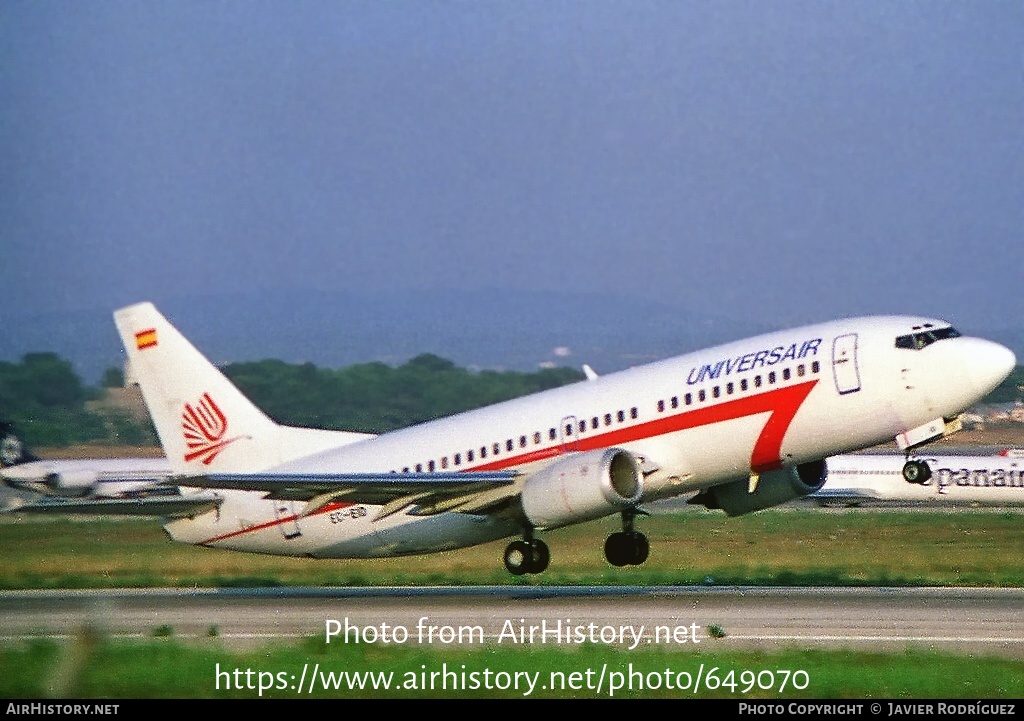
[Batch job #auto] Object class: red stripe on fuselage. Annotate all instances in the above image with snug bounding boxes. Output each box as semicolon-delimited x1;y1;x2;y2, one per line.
200;500;353;545
473;380;818;473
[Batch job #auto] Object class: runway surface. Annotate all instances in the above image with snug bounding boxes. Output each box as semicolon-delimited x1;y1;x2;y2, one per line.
2;585;1023;657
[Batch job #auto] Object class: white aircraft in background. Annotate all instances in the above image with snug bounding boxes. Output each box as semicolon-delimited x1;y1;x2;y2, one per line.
0;421;173;506
9;303;1015;574
0;454;181;514
812;449;1024;506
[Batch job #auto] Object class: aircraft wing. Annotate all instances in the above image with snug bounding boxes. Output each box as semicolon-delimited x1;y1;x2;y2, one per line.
176;471;522;518
6;493;222;518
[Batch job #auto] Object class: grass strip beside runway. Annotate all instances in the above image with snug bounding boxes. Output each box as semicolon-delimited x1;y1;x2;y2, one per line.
1;509;1023;588
2;634;1022;698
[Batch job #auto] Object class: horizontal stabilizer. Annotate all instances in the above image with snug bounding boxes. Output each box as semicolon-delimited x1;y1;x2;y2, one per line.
5;494;222;518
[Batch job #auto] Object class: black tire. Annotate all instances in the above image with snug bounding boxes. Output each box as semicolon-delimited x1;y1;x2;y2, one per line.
605;532;629;567
902;460;931;485
528;539;550;574
627;531;649;565
504;540;532;575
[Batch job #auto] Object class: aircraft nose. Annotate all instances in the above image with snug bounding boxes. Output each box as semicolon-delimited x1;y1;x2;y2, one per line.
961;338;1016;399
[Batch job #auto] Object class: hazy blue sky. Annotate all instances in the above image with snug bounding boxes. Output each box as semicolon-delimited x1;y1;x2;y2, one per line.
2;2;1022;353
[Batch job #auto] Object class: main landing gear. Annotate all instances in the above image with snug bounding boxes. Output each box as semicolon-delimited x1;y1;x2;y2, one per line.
605;508;649;567
902;459;932;485
503;508;651;575
503;532;549;575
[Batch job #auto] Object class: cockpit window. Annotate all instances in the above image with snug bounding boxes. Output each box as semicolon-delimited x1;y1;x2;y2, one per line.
895;326;961;350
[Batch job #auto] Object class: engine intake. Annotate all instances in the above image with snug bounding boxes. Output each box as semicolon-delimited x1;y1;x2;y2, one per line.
521;448;643;529
690;460;827;517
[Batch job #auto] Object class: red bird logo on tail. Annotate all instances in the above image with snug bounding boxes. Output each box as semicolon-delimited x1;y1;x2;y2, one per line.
182;393;242;464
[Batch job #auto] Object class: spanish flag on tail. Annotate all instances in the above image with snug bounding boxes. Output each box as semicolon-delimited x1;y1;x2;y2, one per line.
135;328;158;350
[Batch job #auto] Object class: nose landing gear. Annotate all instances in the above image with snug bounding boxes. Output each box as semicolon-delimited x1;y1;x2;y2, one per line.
902;459;932;484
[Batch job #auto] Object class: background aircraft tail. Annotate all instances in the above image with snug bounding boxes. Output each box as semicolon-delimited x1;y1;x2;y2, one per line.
114;302;372;475
0;422;38;468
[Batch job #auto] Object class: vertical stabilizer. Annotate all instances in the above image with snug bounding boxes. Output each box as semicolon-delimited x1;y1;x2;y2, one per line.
114;303;283;474
114;303;376;475
0;423;37;468
114;302;375;475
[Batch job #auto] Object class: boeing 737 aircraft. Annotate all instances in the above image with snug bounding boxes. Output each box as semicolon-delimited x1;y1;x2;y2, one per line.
10;304;1015;574
812;450;1024;506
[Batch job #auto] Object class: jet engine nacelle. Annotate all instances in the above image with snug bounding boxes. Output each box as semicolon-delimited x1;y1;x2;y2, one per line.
692;460;828;517
45;470;100;497
521;448;643;529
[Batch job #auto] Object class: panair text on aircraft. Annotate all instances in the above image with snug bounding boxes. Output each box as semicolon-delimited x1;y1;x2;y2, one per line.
932;465;1024;491
5;303;1015;575
686;338;822;385
815;450;1024;506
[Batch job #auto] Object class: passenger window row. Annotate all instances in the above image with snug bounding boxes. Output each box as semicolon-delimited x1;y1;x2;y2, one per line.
395;405;641;474
656;361;820;414
394;360;823;474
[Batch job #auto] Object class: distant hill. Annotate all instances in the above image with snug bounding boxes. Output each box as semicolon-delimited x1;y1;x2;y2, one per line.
4;289;1021;385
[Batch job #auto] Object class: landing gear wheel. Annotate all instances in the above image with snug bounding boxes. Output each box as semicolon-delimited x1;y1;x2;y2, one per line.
627;531;649;565
902;460;932;485
504;540;532;575
605;533;630;567
528;539;550;574
504;538;550;575
604;531;649;566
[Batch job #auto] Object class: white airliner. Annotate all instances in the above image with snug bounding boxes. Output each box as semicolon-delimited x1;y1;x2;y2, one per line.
9;303;1016;574
0;421;166;500
812;450;1024;506
0;455;176;510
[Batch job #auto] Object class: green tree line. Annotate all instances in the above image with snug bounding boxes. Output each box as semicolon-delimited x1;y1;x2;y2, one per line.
223;354;584;434
0;352;584;447
0;353;109;446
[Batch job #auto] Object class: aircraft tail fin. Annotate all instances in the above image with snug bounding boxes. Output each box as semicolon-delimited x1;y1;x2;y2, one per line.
114;303;371;475
0;423;38;468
